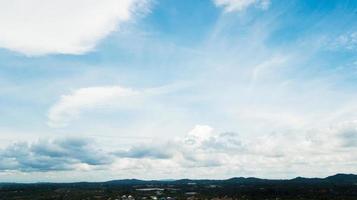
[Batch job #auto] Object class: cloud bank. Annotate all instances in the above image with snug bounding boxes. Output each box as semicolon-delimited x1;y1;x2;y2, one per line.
0;0;149;55
2;123;355;177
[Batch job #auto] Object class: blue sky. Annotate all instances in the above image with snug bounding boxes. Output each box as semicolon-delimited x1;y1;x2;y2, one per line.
0;0;357;182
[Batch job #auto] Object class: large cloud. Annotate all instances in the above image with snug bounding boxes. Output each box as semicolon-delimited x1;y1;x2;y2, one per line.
0;0;149;55
111;123;357;175
111;125;243;168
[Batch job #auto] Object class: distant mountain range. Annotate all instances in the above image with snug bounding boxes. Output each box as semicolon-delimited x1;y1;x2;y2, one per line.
2;173;356;186
92;173;357;185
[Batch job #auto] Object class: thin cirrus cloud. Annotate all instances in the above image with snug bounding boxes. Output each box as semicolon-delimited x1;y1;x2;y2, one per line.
327;32;357;51
47;83;186;128
0;0;150;56
213;0;271;12
48;86;139;128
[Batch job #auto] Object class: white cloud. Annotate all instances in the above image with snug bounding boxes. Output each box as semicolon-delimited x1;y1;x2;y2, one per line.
48;86;139;128
327;32;357;51
0;137;113;172
46;82;192;129
1;123;357;178
185;125;214;145
0;0;149;55
213;0;270;12
110;122;357;178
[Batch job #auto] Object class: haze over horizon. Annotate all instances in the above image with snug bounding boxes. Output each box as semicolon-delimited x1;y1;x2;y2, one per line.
0;0;357;183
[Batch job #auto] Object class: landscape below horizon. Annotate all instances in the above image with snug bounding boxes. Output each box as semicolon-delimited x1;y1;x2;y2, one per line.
1;174;357;199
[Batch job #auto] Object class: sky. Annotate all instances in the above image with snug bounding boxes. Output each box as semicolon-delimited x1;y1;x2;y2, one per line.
0;0;357;182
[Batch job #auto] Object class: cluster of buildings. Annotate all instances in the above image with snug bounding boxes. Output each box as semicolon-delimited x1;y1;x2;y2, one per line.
118;195;176;200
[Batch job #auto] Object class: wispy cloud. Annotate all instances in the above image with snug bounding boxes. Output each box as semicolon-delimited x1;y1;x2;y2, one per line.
213;0;270;12
47;82;190;128
327;32;357;51
48;86;139;127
